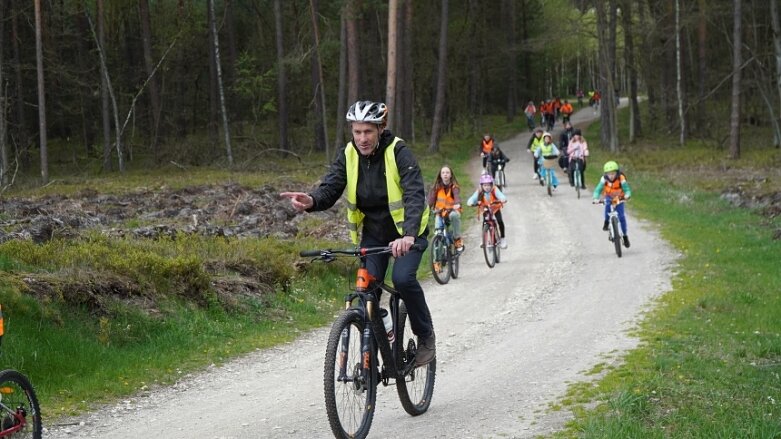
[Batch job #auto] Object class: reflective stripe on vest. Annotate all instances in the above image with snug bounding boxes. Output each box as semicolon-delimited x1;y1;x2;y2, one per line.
344;138;429;244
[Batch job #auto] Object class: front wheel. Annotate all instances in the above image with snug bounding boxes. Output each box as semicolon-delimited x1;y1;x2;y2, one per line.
324;310;376;439
574;168;582;199
0;369;42;439
611;216;623;258
493;225;501;264
546;171;553;197
430;234;451;285
396;302;436;416
482;223;496;268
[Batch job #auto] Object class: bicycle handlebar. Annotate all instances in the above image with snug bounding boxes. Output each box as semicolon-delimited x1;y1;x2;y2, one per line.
300;244;424;259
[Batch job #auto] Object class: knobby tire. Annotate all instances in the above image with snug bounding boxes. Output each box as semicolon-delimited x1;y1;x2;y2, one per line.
611;216;623;258
450;244;460;279
494;226;501;263
324;310;376;439
482;223;496;268
430;234;451;285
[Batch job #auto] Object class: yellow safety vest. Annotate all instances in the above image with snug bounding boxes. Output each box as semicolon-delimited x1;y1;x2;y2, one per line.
344;138;429;244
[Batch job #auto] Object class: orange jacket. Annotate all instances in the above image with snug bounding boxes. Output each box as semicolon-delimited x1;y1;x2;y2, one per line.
481;138;494;154
561;103;573;115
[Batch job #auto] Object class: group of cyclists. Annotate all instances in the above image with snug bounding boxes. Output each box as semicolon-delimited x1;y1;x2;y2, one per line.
281;98;633;389
524;97;576;132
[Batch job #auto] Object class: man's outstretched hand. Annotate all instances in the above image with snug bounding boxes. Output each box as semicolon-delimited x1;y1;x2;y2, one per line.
280;192;313;212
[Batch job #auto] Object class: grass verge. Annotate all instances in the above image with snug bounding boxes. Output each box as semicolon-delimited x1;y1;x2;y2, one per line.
551;110;781;437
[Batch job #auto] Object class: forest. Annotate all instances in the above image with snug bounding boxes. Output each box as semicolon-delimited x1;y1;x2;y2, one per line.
1;0;779;187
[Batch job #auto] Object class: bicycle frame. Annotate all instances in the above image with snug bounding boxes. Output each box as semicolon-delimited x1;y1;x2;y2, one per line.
305;248;416;382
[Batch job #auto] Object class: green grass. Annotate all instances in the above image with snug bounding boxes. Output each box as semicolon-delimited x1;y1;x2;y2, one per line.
551;107;781;437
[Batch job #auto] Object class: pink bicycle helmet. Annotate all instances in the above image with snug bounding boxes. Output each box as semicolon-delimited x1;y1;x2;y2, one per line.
479;174;494;185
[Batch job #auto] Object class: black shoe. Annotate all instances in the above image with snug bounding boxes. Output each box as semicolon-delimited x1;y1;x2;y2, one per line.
581;185;587;189
416;333;436;367
602;221;609;231
623;235;630;248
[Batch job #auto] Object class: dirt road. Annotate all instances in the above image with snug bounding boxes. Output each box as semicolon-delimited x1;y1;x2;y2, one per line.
48;106;676;438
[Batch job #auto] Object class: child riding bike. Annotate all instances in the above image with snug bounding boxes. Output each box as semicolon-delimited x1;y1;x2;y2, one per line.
467;174;508;249
427;165;463;251
534;132;560;191
479;134;496;169
527;127;545;180
592;160;633;247
566;128;589;188
488;146;510;184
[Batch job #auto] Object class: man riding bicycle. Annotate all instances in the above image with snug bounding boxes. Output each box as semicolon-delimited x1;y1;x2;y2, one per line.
280;100;436;366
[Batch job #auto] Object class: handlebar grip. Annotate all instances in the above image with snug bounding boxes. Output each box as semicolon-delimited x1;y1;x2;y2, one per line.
299;250;324;257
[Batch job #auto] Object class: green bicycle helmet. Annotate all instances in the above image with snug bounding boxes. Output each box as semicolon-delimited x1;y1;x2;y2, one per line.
603;161;619;173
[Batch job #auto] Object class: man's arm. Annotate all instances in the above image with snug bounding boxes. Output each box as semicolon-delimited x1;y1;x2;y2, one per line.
308;147;348;211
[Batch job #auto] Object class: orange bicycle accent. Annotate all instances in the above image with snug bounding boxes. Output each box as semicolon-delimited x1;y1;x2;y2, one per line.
355;268;375;291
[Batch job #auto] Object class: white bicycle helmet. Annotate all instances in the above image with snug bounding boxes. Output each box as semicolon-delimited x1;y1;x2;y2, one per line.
346;101;388;125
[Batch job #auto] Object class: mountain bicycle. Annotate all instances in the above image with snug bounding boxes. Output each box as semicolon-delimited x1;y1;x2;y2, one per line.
539;157;558;197
596;197;627;258
430;209;461;285
0;305;42;439
479;202;503;268
300;246;436;439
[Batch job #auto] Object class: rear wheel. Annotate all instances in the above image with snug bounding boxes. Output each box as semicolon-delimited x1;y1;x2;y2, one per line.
324;310;376;439
497;169;506;188
611;216;622;258
493;226;501;263
396;302;436;416
430;234;450;285
0;369;42;439
482;223;495;268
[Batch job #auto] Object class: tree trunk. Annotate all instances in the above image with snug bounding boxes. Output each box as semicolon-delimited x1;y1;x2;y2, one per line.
207;0;233;166
34;0;48;184
675;0;685;145
595;0;619;153
207;1;218;145
622;0;641;141
399;0;415;141
273;0;289;152
385;0;399;130
11;0;28;165
729;0;742;159
334;10;347;152
429;0;449;153
98;0;112;171
345;0;360;105
697;0;708;133
770;0;781;147
309;0;329;158
504;0;517;121
0;0;7;185
138;0;163;152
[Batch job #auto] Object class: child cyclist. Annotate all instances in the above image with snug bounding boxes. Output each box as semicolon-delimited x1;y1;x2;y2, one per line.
427;165;464;251
467;173;508;249
527;127;545;179
533;132;560;191
592;160;633;247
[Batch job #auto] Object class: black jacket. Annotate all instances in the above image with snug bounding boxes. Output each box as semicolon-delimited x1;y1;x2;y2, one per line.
308;130;427;243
